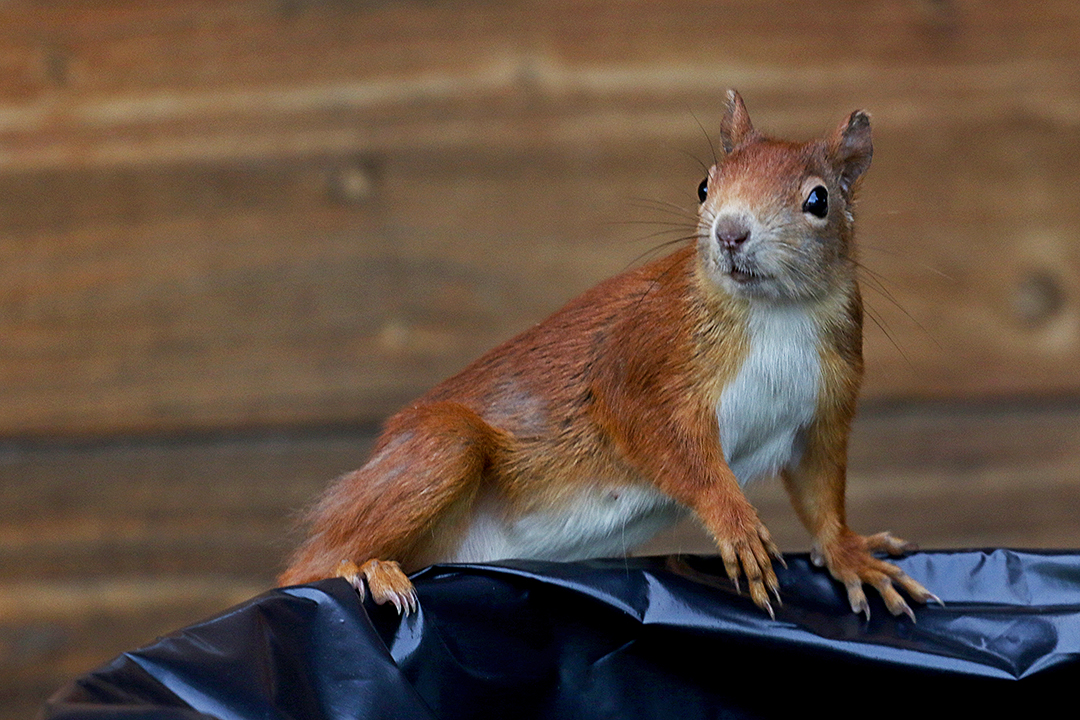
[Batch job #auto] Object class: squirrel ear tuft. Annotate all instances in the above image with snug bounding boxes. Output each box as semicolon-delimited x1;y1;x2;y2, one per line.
833;110;873;197
720;90;755;154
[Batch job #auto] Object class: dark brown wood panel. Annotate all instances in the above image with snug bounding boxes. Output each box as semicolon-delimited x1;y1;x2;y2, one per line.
3;403;1078;717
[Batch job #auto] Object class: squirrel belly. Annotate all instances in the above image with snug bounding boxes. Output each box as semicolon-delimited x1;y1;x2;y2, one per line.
434;483;688;566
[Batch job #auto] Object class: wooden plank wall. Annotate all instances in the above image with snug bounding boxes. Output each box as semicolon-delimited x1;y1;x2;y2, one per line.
1;1;1078;715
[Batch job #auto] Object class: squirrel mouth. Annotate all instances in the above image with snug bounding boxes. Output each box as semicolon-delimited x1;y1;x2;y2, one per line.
728;263;760;284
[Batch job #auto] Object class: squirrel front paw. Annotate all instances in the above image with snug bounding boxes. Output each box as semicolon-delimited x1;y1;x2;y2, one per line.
336;558;419;616
813;530;940;620
712;512;785;618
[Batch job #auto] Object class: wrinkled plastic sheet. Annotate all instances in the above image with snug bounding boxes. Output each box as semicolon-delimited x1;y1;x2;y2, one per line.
45;550;1080;719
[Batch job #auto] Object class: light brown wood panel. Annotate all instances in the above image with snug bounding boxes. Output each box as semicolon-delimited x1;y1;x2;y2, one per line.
0;0;1077;435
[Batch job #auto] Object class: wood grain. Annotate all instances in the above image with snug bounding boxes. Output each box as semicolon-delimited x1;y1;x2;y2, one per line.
4;3;1078;717
3;403;1078;717
0;1;1077;434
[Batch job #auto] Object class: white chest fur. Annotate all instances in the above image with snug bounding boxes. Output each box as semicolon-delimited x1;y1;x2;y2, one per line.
717;303;822;486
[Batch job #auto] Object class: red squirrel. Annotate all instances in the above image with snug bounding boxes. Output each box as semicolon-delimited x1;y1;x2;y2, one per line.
279;90;936;620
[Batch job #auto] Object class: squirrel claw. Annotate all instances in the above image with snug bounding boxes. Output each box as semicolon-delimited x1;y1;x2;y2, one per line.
336;559;367;600
845;581;870;621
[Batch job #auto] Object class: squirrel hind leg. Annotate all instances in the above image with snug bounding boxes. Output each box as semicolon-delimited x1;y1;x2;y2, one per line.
278;401;509;595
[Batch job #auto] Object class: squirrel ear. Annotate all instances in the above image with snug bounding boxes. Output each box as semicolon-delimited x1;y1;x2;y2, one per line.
833;110;873;197
720;90;755;153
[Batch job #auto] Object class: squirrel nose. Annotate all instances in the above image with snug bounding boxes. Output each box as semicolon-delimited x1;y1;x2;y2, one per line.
714;217;750;251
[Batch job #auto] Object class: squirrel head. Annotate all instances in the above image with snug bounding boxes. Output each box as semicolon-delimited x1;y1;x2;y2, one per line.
697;90;873;302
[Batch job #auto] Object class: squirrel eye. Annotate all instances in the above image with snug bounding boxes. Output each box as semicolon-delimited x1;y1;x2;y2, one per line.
697;177;708;203
802;185;828;218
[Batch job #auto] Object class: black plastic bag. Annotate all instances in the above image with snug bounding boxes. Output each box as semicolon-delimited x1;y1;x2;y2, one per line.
44;550;1080;719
